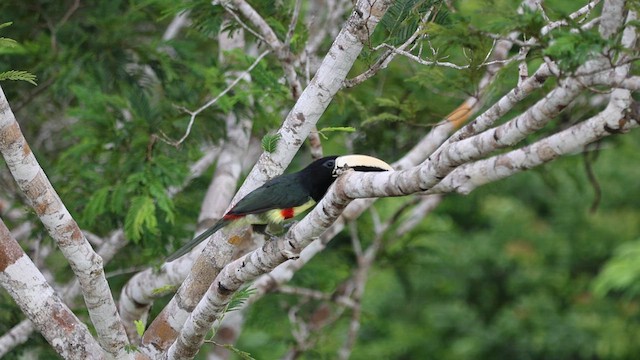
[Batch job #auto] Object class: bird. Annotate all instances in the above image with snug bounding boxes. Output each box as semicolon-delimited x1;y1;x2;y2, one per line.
166;155;393;261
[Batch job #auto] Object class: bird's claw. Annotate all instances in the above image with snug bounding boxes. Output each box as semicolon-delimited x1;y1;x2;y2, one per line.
283;220;297;231
283;249;300;260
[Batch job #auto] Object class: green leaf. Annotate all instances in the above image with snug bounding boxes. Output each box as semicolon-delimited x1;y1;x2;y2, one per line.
361;112;404;126
152;284;177;296
593;239;640;297
83;187;111;226
124;196;158;242
149;180;175;224
318;126;356;133
261;133;281;153
317;126;357;140
219;343;255;360
0;22;13;30
0;37;17;48
226;287;256;313
110;184;127;213
543;29;607;72
0;70;37;85
134;320;146;337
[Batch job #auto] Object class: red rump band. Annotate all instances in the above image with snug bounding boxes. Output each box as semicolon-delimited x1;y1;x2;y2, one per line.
223;213;244;220
280;208;295;219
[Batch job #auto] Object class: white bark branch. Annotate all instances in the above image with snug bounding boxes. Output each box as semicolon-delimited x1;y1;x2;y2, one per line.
0;220;104;359
170;174;353;359
139;22;255;357
149;2;394;358
0;320;33;357
0;85;131;358
431;93;638;195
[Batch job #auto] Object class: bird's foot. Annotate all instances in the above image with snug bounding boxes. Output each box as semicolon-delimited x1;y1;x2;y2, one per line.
251;224;268;235
282;220;297;231
283;249;300;260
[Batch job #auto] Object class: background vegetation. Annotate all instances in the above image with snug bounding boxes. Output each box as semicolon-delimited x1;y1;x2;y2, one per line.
1;0;639;358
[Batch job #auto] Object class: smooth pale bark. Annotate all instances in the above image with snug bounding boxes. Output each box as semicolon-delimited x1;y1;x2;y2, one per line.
430;93;639;195
0;85;131;358
153;1;394;359
173;5;639;358
0;220;104;359
139;22;255;357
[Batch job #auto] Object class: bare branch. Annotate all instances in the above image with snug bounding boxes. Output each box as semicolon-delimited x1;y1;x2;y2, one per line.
345;9;433;87
0;220;104;359
160;50;270;147
138;25;255;355
0;85;130;357
540;0;602;35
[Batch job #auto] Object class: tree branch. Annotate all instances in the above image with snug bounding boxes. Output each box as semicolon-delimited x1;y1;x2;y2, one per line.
0;220;104;359
0;85;130;357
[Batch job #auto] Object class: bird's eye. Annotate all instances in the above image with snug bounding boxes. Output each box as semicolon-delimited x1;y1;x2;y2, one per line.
324;160;335;169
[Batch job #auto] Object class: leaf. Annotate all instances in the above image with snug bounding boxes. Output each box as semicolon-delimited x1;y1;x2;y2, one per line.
0;37;17;48
83;187;111;226
380;0;431;46
375;97;402;108
152;284;177;296
110;184;127;213
219;343;255;360
543;29;607;72
592;239;640;297
124;196;158;242
361;112;405;126
134;320;146;337
226;287;256;312
0;22;13;30
149;180;175;223
317;126;356;140
0;70;37;85
318;126;356;133
261;133;281;153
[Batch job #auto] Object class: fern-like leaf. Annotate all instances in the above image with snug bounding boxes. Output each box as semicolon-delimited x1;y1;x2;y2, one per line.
261;133;281;153
226;287;256;312
0;70;37;85
124;195;158;243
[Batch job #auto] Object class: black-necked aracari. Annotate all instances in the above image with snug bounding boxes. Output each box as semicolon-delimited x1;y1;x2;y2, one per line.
166;155;392;261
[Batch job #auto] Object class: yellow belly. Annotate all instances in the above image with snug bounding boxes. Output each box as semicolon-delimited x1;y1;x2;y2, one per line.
265;199;316;223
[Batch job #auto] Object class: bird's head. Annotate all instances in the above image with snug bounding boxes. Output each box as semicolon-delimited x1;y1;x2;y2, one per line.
302;155;393;201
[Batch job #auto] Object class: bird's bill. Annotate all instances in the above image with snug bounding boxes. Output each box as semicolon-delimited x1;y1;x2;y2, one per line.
334;154;393;175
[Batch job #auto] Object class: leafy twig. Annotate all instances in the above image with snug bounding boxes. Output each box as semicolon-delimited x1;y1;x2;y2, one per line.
159;50;270;147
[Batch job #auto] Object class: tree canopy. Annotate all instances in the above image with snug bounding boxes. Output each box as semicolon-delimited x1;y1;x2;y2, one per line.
1;0;640;359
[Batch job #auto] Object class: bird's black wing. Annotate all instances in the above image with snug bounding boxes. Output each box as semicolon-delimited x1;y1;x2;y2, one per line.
228;174;311;215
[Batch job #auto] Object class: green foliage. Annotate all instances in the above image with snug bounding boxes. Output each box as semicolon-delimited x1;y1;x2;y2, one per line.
3;0;640;359
217;343;255;360
227;287;257;313
125;196;159;243
316;126;356;140
544;29;609;72
152;284;178;296
124;344;139;353
379;0;437;46
0;70;37;85
134;319;146;337
0;22;37;85
261;133;281;153
593;240;640;298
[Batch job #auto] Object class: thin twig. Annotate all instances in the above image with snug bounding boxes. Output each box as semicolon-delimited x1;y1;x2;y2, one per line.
285;0;302;47
222;5;268;44
159;50;270;147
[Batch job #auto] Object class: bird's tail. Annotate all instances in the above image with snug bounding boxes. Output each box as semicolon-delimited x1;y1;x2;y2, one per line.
166;219;231;262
